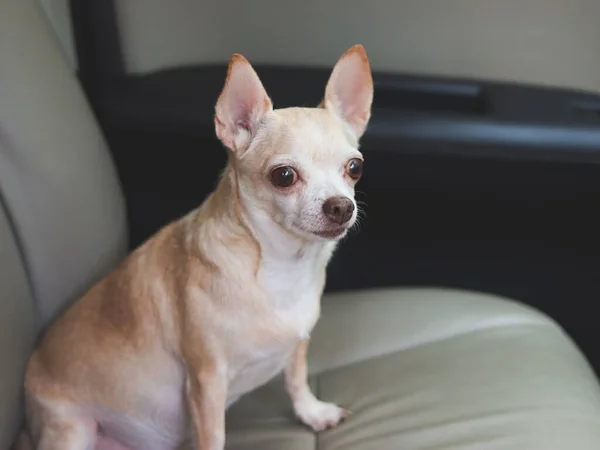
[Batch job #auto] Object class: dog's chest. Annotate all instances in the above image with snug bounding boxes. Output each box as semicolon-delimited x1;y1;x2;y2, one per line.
227;253;325;398
261;252;325;339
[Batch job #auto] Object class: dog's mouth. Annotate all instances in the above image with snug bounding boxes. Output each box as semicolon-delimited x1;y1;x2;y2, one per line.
311;227;348;239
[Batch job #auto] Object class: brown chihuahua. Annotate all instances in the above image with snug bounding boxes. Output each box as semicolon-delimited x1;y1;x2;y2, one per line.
18;44;373;450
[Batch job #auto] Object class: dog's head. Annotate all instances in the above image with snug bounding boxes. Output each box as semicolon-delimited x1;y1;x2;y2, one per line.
215;45;373;241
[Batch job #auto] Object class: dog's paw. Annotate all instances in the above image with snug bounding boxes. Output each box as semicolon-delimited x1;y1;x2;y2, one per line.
294;399;350;432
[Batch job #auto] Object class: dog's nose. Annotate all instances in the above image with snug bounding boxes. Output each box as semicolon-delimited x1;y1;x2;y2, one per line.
322;196;355;225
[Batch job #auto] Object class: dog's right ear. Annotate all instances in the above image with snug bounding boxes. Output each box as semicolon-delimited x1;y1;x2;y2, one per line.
323;45;373;139
215;54;273;153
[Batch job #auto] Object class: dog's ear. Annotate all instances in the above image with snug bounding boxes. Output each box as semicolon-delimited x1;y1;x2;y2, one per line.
324;45;373;139
215;54;273;152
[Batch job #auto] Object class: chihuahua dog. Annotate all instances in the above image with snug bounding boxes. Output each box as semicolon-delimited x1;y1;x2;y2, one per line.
19;44;373;450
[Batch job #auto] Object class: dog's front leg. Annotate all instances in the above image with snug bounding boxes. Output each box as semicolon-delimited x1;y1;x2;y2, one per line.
185;359;227;450
284;339;350;432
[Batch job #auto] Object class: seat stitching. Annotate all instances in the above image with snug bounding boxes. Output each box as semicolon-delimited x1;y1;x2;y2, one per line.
315;374;320;450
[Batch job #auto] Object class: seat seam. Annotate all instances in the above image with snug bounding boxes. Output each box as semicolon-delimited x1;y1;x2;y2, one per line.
0;181;41;328
311;320;563;377
315;374;321;450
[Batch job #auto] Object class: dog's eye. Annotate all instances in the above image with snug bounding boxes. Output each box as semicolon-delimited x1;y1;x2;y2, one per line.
347;158;363;180
271;166;298;188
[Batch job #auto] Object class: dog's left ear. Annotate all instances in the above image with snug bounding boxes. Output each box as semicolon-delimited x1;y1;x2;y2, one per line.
324;45;374;139
215;54;273;153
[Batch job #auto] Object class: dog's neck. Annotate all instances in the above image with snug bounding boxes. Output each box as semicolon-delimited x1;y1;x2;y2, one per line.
244;200;336;265
204;164;336;269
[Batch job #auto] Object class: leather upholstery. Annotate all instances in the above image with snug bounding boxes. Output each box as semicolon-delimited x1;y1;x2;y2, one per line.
227;289;600;449
0;0;128;328
0;0;126;446
0;206;36;450
3;1;600;449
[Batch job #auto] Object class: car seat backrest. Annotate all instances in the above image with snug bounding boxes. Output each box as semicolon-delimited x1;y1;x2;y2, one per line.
0;0;128;445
